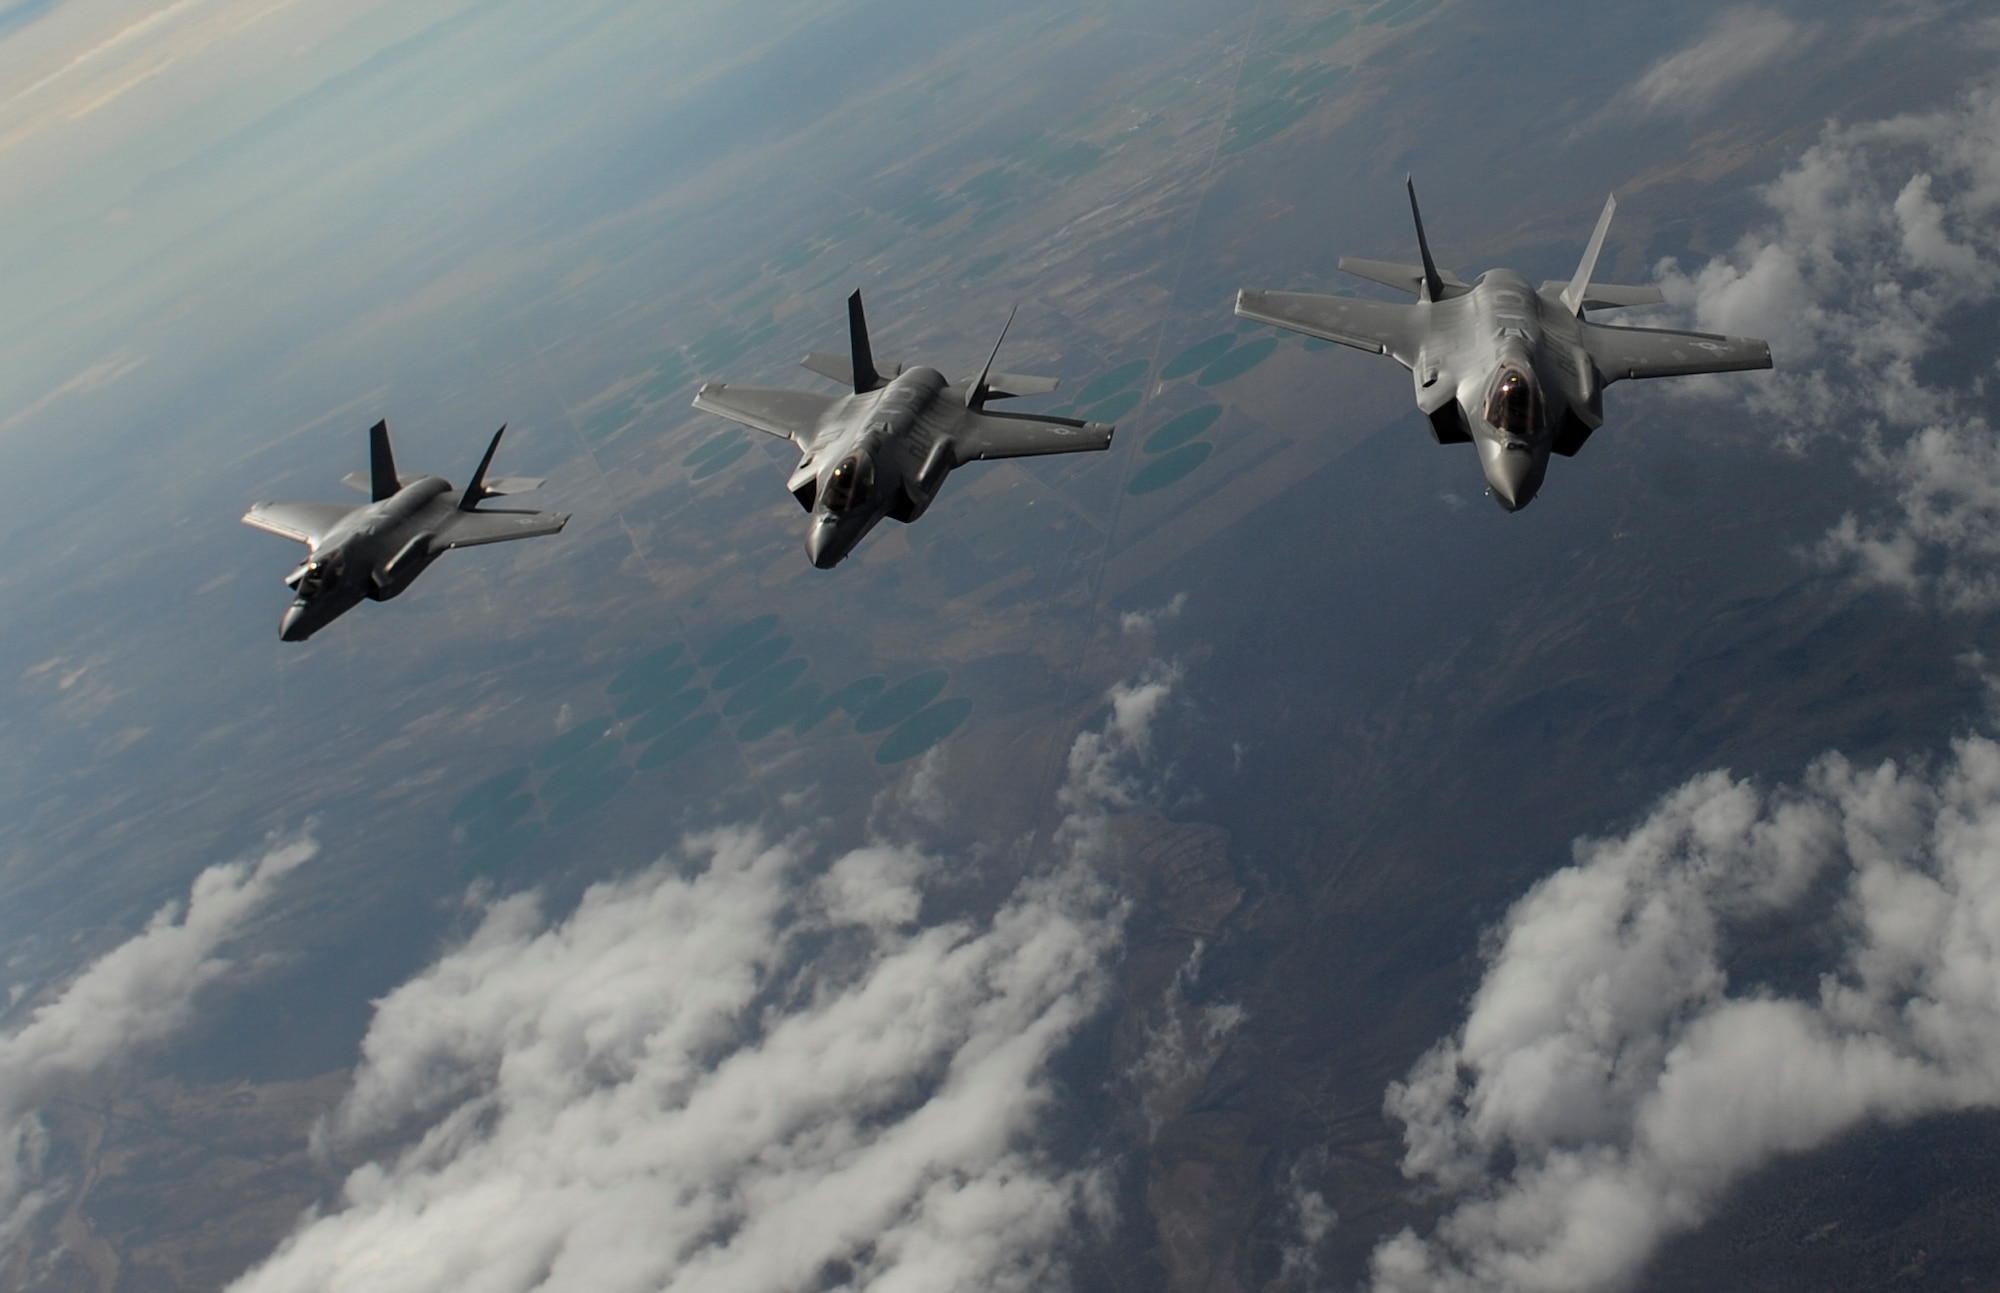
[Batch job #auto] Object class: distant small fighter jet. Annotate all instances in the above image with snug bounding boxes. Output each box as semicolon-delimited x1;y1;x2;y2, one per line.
692;291;1115;568
243;421;568;641
1236;180;1773;511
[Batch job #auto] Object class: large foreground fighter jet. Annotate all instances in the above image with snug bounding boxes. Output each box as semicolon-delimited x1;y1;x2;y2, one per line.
243;421;568;641
692;291;1115;568
1236;181;1772;510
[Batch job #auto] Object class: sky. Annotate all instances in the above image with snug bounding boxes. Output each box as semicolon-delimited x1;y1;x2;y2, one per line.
1;1;2000;1291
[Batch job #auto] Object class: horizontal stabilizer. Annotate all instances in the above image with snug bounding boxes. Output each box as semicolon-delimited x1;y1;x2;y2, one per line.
801;352;904;387
477;475;544;496
981;371;1060;400
1540;281;1664;310
1339;257;1471;298
342;470;422;495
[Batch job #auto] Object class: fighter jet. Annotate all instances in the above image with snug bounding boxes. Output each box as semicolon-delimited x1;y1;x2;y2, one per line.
243;420;568;641
691;291;1115;568
1235;181;1773;511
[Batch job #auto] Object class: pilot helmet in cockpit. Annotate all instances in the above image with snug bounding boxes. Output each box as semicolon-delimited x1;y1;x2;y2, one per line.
297;552;344;598
1483;367;1539;441
822;450;876;512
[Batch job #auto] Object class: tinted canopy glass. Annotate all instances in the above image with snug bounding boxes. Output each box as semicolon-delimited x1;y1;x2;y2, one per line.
1483;367;1539;441
823;452;876;511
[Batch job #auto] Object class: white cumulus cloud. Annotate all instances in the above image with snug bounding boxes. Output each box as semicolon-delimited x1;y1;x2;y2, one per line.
0;834;314;1249
1369;738;2000;1293
232;668;1184;1293
1648;78;2000;608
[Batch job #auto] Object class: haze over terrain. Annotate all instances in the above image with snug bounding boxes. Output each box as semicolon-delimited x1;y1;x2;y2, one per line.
0;0;1996;1290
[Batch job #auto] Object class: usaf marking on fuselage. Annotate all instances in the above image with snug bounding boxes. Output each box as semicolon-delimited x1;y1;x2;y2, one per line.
692;291;1115;568
243;420;568;641
1236;179;1774;511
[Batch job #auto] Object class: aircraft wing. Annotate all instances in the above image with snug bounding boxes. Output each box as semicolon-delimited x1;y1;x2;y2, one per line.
242;501;359;548
954;410;1114;462
1581;322;1772;383
438;509;570;550
1234;290;1422;367
692;383;840;449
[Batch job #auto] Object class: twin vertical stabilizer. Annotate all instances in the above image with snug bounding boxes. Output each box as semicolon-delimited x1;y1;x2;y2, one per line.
967;305;1018;409
1562;194;1618;317
460;425;508;511
848;290;885;395
1406;176;1446;304
368;420;400;502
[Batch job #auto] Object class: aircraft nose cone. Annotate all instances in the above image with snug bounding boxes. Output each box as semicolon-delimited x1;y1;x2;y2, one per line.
1484;444;1540;513
280;603;312;641
805;519;844;569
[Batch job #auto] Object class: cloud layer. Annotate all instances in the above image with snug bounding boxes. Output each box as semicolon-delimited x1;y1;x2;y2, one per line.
1626;8;1811;119
1370;739;2000;1292
232;672;1181;1293
0;835;314;1249
1652;80;2000;608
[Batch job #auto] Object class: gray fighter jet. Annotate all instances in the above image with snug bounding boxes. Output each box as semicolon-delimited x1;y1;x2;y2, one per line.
1236;181;1773;510
691;291;1115;568
243;421;568;641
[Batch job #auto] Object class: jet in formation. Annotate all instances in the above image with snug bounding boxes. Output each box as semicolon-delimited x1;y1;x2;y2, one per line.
1236;180;1773;511
692;291;1115;568
243;421;568;641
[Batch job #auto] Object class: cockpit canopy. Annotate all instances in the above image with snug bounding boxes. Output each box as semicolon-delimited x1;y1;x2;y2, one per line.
1483;366;1541;442
822;451;876;512
296;552;344;598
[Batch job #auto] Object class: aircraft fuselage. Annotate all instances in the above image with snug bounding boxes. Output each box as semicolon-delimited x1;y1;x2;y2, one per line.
787;365;958;568
1413;270;1601;511
281;477;460;640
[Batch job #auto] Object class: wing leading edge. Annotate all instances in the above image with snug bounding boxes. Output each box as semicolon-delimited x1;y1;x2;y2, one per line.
242;501;360;548
1580;322;1773;383
691;383;841;450
439;509;571;549
1234;290;1423;367
954;410;1114;462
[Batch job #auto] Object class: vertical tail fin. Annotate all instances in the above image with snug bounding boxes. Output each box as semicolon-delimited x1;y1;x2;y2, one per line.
967;305;1018;408
1561;194;1617;317
1406;175;1445;304
368;420;400;502
460;424;507;511
847;290;885;394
